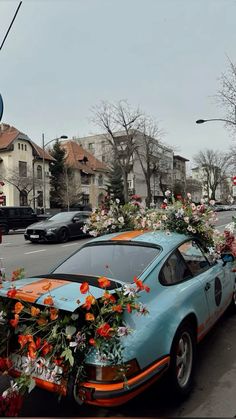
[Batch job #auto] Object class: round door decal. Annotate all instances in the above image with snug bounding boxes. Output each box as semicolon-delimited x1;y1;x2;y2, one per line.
214;277;222;306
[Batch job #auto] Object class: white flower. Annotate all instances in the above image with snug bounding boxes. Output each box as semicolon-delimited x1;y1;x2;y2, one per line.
184;216;189;223
164;190;171;197
200;198;205;204
118;216;124;224
117;326;131;337
191;203;196;211
209;200;215;206
187;225;193;231
192;228;196;234
163;199;168;204
115;198;120;204
162;215;167;221
187;193;192;199
123;284;137;297
225;222;235;233
89;230;98;237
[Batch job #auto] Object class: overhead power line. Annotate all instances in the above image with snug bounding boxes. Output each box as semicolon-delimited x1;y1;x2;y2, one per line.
0;1;22;51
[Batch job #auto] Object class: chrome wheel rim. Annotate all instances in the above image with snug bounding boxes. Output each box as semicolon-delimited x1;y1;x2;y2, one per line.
176;331;193;388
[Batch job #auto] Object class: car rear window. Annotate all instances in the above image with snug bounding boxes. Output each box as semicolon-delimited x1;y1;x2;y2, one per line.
53;243;160;283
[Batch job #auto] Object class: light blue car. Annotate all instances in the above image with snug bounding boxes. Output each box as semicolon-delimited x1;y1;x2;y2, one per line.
1;229;236;406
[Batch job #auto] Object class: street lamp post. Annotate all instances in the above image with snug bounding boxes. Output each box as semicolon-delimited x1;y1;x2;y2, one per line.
42;134;68;213
196;105;236;126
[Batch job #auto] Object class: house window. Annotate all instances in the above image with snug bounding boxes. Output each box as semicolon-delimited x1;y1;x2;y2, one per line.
82;193;89;205
19;190;28;206
24;144;27;151
37;191;43;207
19;161;27;177
98;174;103;186
81;172;91;185
21;144;24;150
37;165;42;179
18;143;20;150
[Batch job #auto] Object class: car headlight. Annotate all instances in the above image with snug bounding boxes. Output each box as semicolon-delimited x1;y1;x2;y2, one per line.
47;228;57;233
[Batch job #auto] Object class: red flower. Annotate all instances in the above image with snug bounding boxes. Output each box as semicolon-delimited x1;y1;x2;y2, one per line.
83;295;96;310
98;276;111;288
43;295;54;306
18;334;28;349
134;276;150;293
103;291;116;303
41;340;53;356
89;338;96;346
10;314;19;328
7;288;17;298
80;282;89;294
126;303;132;313
0;357;12;372
96;323;112;339
112;304;123;313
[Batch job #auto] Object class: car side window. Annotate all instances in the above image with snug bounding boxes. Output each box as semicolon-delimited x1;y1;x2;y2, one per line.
178;240;210;276
159;250;192;285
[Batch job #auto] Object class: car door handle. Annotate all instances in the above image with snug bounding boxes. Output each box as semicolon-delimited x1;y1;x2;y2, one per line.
205;282;211;291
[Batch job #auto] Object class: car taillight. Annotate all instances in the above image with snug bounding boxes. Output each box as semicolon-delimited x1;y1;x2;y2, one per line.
85;359;140;382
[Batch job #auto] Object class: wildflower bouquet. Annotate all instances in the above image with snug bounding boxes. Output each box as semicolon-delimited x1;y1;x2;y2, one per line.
0;275;150;415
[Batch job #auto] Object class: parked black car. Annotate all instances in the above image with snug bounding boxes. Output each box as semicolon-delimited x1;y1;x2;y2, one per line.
0;206;38;234
24;211;91;243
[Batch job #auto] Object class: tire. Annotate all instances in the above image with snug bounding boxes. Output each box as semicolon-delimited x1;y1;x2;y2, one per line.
168;321;196;398
229;279;236;312
58;228;69;243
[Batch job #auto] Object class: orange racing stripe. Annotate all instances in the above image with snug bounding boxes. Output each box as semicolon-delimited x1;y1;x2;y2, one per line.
111;230;145;241
14;278;69;303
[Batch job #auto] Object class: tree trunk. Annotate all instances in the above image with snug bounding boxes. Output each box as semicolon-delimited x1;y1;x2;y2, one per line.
122;170;129;203
145;176;152;208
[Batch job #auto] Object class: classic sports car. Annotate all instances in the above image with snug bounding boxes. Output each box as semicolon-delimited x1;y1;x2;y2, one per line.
0;229;235;406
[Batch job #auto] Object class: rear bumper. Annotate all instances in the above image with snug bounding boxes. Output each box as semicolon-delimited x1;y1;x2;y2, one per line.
75;356;170;407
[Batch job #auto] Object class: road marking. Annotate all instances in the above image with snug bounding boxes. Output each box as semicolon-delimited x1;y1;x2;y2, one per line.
61;242;80;247
24;249;46;255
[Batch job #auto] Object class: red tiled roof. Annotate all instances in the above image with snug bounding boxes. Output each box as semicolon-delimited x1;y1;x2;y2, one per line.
0;123;54;161
61;140;108;174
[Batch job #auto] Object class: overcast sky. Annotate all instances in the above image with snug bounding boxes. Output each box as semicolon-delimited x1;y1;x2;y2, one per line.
1;0;236;165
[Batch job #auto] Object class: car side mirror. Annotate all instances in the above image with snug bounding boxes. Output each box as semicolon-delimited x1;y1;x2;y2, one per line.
221;253;234;266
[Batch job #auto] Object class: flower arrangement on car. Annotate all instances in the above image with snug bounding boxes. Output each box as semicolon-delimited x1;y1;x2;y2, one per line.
0;274;149;416
84;191;218;249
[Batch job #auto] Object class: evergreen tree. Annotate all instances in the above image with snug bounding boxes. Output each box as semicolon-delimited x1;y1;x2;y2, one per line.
106;161;125;203
49;141;67;208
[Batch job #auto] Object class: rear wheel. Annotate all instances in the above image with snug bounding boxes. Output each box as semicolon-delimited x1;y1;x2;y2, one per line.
58;228;69;243
168;321;196;398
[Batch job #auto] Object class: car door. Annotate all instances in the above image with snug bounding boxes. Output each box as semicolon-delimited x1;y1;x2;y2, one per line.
178;240;227;328
70;213;86;237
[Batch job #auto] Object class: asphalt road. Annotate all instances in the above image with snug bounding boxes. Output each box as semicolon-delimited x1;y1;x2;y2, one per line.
1;210;236;417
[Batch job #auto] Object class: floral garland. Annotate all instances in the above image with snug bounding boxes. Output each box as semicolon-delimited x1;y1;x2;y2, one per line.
0;274;149;416
84;192;218;249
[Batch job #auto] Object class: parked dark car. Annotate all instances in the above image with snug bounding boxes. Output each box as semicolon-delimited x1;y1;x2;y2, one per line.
0;206;38;234
24;211;91;243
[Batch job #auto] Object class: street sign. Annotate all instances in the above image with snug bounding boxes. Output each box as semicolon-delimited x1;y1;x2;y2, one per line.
0;94;3;122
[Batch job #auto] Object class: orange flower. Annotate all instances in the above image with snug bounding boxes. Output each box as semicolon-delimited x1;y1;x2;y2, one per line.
28;344;37;359
89;338;96;346
96;323;112;339
14;302;24;314
31;306;40;317
83;295;96;310
43;295;54;306
35;337;41;349
98;276;111;289
112;304;123;313
50;307;58;321
103;292;116;303
134;276;150;293
37;317;48;326
41;340;53;356
80;282;89;294
85;312;95;321
7;288;17;298
18;334;28;349
25;334;34;343
42;282;52;291
10;314;19;328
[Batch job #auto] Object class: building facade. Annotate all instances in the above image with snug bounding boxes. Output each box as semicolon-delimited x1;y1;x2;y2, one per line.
0;124;53;210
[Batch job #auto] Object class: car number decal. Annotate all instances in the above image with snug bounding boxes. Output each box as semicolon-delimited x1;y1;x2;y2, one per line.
214;276;222;306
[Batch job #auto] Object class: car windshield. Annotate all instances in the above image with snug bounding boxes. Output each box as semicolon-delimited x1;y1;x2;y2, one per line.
47;212;75;222
52;243;160;283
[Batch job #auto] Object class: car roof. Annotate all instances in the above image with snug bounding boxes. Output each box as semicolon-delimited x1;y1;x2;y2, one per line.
89;230;190;255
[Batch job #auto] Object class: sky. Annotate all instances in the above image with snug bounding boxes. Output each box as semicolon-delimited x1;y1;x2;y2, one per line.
1;0;236;166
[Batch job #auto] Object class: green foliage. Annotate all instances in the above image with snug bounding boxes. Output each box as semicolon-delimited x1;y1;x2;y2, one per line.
106;161;125;204
49;141;67;208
